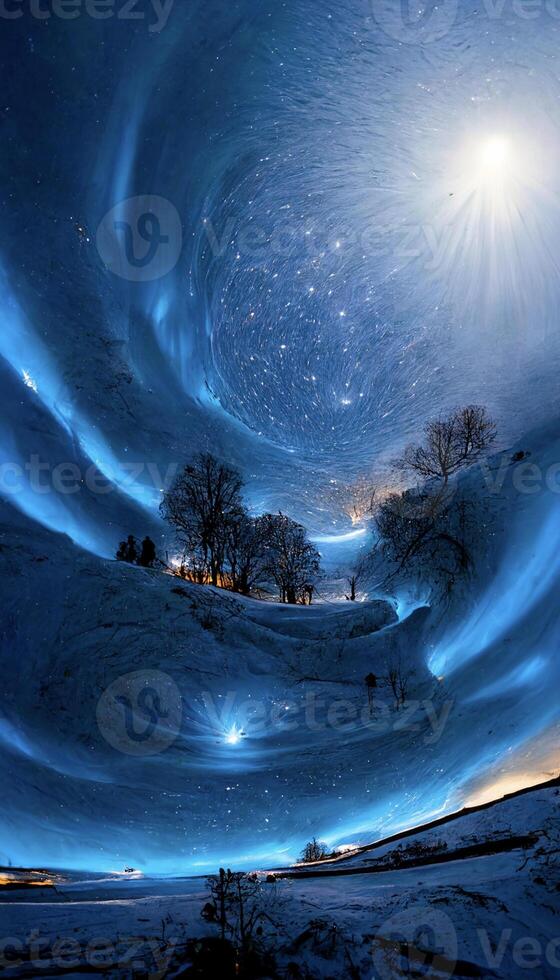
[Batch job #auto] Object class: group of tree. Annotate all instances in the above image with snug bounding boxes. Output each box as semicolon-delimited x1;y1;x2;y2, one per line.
160;453;321;604
116;534;157;568
358;405;497;594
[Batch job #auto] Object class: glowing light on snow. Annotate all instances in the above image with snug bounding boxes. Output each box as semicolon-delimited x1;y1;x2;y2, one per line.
225;726;243;746
22;370;38;392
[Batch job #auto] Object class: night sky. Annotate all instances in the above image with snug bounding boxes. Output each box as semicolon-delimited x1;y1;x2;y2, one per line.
1;0;560;873
2;0;560;549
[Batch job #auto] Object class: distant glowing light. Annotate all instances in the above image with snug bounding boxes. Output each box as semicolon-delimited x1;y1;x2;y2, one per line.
311;527;367;545
334;843;359;855
466;768;560;808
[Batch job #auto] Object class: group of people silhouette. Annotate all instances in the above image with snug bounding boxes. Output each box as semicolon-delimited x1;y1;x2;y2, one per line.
116;535;157;568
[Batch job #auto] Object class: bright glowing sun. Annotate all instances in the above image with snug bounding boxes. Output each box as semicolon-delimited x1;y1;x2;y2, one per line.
477;136;511;175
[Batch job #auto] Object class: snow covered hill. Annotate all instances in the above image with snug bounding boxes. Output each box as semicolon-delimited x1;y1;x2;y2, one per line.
0;497;430;873
1;418;560;876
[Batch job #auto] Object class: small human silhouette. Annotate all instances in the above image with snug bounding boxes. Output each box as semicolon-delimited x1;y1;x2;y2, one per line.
139;536;156;568
125;535;137;564
365;673;377;714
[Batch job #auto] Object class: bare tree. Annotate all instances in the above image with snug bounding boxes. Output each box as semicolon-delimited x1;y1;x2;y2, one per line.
260;513;321;604
175;546;208;585
207;867;231;941
300;838;329;862
345;574;359;601
364;407;496;594
161;458;324;602
205;868;281;951
398;405;497;485
161;453;243;587
376;489;443;571
347;484;377;525
375;486;473;589
386;660;412;708
224;512;268;596
206;868;262;944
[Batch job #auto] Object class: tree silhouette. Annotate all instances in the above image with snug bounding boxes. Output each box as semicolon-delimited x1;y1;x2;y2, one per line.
398;405;496;485
224;512;268;596
161;453;243;587
300;838;329;862
259;513;321;604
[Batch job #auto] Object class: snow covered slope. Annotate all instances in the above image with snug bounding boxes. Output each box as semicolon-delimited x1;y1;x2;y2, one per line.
1;420;560;875
0;499;422;872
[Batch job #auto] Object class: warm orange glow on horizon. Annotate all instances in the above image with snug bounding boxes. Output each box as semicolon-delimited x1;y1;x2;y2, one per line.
466;764;560;808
